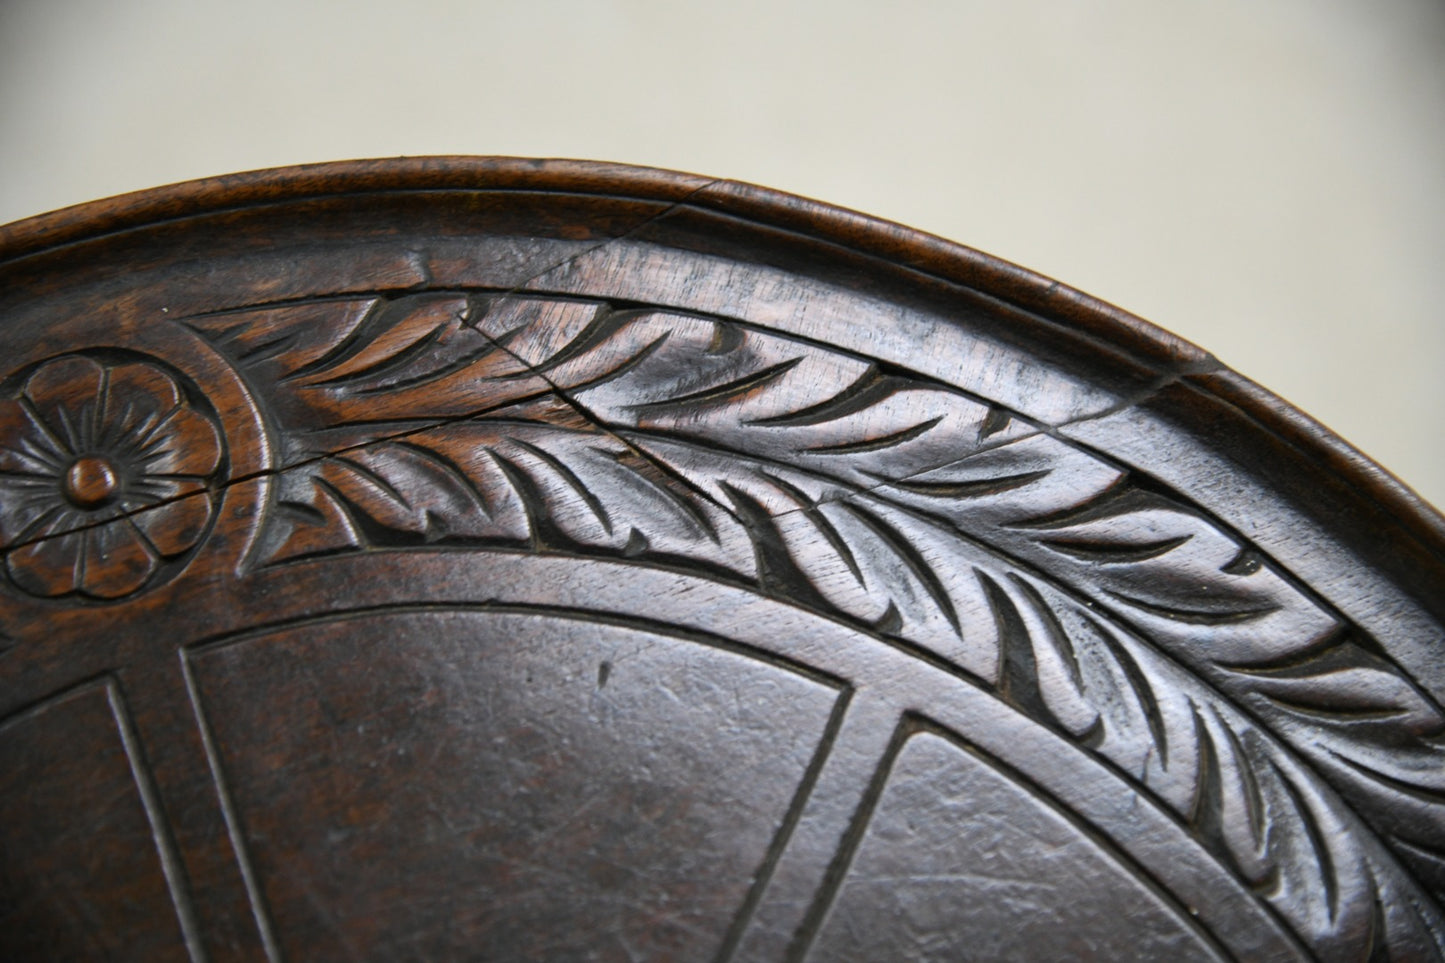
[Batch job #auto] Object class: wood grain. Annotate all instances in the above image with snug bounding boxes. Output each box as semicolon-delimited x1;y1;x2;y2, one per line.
0;158;1441;961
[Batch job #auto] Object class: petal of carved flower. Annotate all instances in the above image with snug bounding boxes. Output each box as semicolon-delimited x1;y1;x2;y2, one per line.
100;362;182;446
141;407;221;477
0;493;70;549
6;528;84;596
81;521;159;599
0;397;67;475
0;399;73;546
132;491;212;557
120;475;206;511
23;356;106;451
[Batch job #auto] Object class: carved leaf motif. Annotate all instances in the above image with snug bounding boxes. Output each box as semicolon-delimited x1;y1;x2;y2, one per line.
549;308;1340;658
979;577;1440;958
523;305;1445;902
187;296;608;458
199;292;1445;945
261;412;1441;952
257;399;755;579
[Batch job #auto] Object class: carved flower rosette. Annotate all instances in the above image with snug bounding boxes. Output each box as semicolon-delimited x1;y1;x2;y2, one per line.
0;354;223;600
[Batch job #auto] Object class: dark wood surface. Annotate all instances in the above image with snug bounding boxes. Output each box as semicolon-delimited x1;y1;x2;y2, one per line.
1;158;1442;961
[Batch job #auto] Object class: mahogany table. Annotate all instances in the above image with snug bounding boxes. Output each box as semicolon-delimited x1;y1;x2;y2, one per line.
1;159;1442;961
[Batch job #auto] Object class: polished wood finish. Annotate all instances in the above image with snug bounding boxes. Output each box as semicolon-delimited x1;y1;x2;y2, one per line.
1;158;1442;960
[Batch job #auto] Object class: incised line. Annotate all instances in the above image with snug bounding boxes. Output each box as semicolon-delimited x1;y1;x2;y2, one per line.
105;677;211;963
713;688;855;963
179;651;283;962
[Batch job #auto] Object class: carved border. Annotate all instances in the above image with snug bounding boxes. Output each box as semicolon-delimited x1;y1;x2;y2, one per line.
2;158;1438;556
172;287;1445;957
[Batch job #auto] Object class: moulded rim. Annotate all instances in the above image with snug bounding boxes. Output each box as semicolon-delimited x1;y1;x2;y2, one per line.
1;155;1440;555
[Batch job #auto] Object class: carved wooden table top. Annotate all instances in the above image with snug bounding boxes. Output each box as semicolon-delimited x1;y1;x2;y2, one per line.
1;158;1442;961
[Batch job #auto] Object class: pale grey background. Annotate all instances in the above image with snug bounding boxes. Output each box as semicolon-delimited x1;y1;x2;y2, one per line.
3;0;1441;508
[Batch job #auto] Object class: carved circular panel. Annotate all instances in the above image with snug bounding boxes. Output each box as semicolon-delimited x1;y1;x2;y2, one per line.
0;159;1441;961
